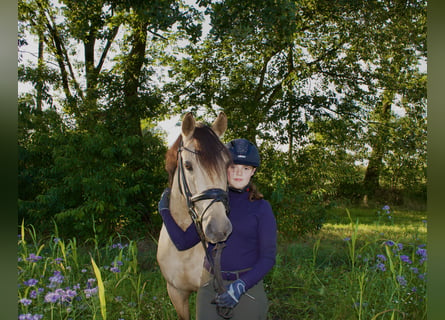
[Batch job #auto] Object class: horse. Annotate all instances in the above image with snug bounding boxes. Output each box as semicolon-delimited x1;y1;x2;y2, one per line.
157;112;232;320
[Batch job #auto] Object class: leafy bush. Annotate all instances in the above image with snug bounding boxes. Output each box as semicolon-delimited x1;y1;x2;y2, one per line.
256;145;330;237
18;102;168;241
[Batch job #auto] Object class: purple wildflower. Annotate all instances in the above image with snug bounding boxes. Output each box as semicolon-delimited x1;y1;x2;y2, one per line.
400;255;412;264
416;247;427;264
59;289;76;303
376;262;386;272
376;254;387;261
84;287;98;298
110;267;121;273
385;240;395;246
410;267;419;274
29;288;43;299
66;289;77;298
416;248;427;258
23;279;38;287
44;292;60;303
86;278;96;289
19;314;44;320
30;290;37;299
397;275;407;287
29;289;43;299
26;253;42;263
19;298;32;306
48;270;64;288
111;243;128;250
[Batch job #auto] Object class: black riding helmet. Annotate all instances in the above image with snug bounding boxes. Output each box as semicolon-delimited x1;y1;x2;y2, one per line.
225;139;260;168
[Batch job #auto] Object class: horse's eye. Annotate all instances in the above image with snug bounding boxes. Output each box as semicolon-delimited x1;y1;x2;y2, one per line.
184;161;193;171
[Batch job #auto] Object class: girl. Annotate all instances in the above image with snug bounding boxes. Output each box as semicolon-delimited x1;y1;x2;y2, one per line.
159;138;277;319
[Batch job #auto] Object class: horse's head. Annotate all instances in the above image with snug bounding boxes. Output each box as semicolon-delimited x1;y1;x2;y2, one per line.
166;112;232;243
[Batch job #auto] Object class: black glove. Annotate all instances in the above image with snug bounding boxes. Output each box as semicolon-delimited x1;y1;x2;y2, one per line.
158;188;171;212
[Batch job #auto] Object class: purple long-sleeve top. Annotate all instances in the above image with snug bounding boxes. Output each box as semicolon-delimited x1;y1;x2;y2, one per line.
159;189;277;290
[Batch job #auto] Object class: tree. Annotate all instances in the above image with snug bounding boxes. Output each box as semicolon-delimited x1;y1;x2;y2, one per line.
163;0;426;231
18;0;427;238
18;0;203;239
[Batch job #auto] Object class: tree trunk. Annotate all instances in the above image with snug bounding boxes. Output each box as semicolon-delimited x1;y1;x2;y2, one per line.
36;28;44;112
122;21;149;138
363;92;393;197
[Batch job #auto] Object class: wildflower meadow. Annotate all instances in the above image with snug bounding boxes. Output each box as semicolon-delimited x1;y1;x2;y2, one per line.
18;205;426;319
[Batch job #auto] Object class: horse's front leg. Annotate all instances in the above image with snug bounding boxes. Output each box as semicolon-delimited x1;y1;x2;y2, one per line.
167;282;191;320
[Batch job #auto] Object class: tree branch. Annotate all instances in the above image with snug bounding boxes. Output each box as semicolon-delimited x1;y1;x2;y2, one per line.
95;25;120;73
38;1;84;104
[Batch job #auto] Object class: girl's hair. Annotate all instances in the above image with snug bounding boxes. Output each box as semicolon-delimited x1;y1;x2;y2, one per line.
248;182;263;201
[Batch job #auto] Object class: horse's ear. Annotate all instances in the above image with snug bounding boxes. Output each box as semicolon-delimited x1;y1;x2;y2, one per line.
181;112;196;140
211;112;227;137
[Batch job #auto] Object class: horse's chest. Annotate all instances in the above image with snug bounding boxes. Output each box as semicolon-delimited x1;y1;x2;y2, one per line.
157;228;205;289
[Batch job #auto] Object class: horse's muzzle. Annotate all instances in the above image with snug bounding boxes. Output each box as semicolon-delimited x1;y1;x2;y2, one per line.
204;215;232;243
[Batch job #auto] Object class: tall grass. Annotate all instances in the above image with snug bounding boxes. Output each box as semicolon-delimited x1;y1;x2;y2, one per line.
18;205;426;319
17;220;177;320
267;205;427;319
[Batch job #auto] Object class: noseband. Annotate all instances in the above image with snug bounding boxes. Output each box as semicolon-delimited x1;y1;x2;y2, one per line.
177;141;229;241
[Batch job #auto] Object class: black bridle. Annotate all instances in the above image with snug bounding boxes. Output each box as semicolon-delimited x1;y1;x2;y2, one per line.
177;141;234;319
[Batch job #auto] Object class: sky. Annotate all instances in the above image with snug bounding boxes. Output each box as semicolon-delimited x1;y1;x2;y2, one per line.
158;115;182;147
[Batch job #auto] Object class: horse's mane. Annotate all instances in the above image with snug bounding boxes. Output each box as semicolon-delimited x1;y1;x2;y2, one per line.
165;124;231;187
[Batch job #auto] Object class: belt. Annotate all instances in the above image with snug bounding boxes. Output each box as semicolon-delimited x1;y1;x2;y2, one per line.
203;258;252;281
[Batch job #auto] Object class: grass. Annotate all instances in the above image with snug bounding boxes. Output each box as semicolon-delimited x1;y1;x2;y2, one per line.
18;205;426;320
267;205;427;320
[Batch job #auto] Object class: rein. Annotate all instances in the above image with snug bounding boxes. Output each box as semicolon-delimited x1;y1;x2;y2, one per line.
177;141;233;318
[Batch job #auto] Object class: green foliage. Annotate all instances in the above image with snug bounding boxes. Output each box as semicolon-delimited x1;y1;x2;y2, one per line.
19;206;426;319
266;208;427;319
18;101;168;240
18;222;178;320
18;0;427;238
164;0;426;207
255;144;330;237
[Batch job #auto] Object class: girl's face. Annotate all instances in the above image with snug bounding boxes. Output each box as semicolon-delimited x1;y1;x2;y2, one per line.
227;164;256;190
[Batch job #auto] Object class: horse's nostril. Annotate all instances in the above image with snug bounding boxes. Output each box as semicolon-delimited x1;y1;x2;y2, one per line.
206;222;232;243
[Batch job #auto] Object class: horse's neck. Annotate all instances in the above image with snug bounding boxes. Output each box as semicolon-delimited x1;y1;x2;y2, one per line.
170;187;193;230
